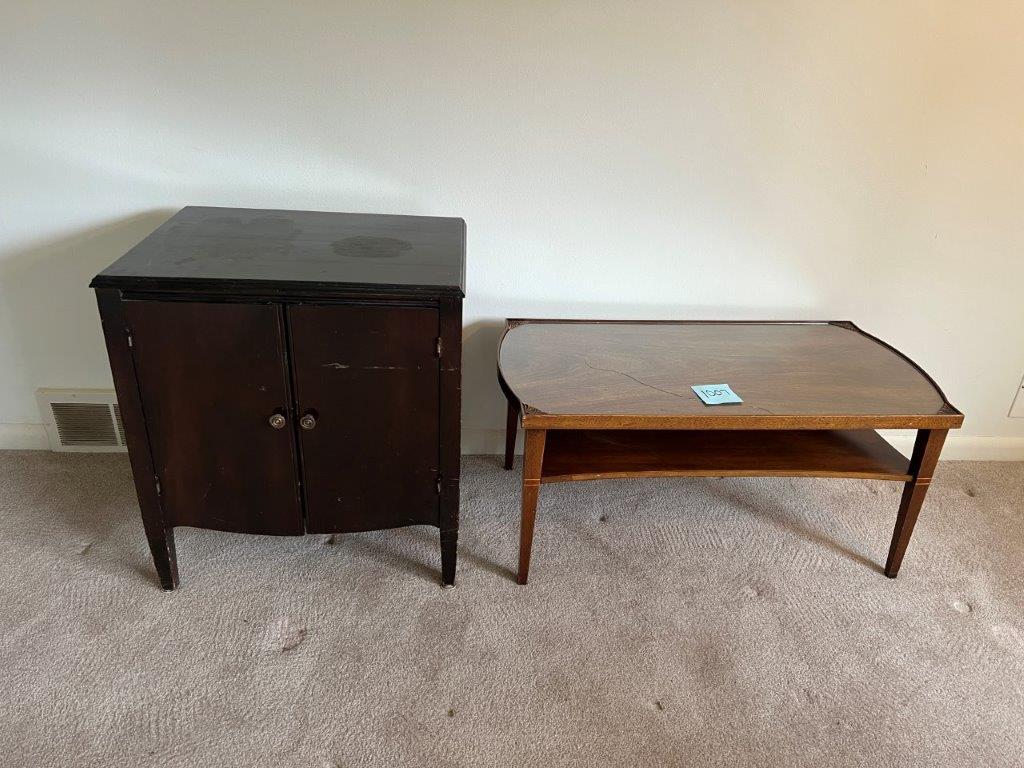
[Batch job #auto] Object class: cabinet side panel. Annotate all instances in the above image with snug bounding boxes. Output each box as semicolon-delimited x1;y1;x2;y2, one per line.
94;288;179;586
289;304;440;533
438;297;462;533
124;300;303;535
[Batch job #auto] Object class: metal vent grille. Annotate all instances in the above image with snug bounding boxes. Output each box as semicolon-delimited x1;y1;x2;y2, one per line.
36;389;126;453
51;403;118;447
113;403;126;444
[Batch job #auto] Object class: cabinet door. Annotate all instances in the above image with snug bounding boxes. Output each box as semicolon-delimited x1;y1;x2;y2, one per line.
288;304;440;533
124;301;303;535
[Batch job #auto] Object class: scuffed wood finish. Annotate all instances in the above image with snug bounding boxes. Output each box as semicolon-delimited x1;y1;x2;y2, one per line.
498;319;962;582
541;429;913;483
499;320;963;431
288;304;440;534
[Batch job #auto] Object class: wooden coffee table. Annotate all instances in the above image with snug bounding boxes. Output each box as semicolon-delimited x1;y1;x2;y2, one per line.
497;320;963;584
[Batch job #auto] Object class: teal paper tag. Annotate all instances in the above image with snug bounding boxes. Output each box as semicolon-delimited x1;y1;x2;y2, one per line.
691;384;743;405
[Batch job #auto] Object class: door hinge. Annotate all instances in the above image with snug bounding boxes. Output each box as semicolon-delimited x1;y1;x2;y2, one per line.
126;330;134;348
435;337;443;357
154;475;162;496
436;474;442;494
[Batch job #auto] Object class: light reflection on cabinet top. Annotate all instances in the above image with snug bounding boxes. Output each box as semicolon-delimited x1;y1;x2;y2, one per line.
91;206;466;297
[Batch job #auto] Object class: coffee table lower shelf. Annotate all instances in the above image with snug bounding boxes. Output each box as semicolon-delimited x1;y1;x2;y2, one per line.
540;429;912;484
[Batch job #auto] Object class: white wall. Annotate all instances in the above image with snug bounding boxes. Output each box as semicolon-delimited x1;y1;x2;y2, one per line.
2;1;1023;457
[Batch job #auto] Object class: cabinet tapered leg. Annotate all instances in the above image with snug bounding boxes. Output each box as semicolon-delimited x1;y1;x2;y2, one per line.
517;429;547;585
504;398;518;470
885;429;947;578
145;525;178;590
440;529;457;588
96;288;181;591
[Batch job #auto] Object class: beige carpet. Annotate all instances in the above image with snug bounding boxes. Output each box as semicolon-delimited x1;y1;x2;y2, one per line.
1;450;1022;767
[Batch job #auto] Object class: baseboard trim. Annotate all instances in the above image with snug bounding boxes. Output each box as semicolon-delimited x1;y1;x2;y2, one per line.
0;424;49;450
878;431;1024;461
4;423;1023;461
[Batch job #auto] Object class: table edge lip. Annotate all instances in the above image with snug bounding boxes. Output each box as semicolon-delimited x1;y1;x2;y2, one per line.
497;318;963;428
519;413;963;430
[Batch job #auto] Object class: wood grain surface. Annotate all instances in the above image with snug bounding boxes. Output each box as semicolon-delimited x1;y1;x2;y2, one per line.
499;320;963;430
288;303;440;534
125;300;303;535
540;429;913;483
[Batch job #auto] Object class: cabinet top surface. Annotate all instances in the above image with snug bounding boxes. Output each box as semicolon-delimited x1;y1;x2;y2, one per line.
498;320;963;429
91;206;466;296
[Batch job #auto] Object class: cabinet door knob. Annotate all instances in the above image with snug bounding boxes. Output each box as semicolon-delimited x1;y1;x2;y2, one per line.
299;413;317;431
268;413;287;430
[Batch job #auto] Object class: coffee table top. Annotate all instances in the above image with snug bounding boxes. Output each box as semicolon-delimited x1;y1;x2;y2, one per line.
498;320;963;430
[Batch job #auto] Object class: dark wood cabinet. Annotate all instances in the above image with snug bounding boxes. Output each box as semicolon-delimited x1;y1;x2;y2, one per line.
91;207;465;589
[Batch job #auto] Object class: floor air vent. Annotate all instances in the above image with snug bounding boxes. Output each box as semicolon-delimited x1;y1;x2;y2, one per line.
36;389;127;452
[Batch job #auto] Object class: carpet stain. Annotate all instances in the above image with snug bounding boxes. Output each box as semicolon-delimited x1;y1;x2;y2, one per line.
654;700;664;711
79;543;93;555
599;515;608;523
281;628;307;651
270;619;308;652
325;535;339;546
447;708;456;718
965;488;977;498
951;599;973;614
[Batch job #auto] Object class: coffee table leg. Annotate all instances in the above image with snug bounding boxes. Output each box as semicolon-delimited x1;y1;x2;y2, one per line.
885;429;948;578
517;428;547;585
504;397;518;470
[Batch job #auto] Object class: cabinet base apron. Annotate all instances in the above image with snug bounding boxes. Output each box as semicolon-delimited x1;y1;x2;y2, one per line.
148;526;457;590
